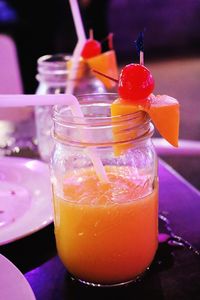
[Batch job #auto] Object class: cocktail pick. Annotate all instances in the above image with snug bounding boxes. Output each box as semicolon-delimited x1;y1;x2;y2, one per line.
92;69;118;83
135;31;145;65
108;33;114;50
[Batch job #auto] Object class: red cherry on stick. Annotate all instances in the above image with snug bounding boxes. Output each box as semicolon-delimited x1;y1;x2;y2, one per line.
81;29;102;59
118;64;154;101
81;40;101;59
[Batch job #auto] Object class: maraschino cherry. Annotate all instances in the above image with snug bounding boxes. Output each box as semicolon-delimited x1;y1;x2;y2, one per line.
118;64;154;101
81;29;101;59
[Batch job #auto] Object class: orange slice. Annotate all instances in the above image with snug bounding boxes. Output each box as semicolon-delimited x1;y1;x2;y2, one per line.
111;94;180;155
86;50;118;89
111;99;145;156
147;95;180;147
66;58;87;79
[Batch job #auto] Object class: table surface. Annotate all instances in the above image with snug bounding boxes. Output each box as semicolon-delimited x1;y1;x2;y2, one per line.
1;159;200;300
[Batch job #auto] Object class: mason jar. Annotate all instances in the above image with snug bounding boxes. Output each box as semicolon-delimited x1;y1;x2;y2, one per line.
35;54;106;161
50;93;158;287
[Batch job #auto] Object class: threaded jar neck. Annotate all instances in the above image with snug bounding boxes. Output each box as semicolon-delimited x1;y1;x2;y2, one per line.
52;93;154;147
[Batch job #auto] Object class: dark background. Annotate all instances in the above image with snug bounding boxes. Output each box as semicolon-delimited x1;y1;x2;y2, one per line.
1;0;200;93
0;0;109;93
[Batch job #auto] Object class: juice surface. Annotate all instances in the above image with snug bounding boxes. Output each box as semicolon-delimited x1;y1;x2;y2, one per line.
53;166;158;285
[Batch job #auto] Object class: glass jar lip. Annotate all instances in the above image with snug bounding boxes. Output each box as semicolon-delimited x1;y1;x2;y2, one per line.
37;53;70;79
37;53;71;65
37;53;88;78
53;93;150;127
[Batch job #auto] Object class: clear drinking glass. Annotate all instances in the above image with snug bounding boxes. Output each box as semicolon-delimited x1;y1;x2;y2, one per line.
50;93;158;287
35;54;106;162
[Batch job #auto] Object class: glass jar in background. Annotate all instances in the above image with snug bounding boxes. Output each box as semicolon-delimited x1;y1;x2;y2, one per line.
35;54;107;162
50;93;158;287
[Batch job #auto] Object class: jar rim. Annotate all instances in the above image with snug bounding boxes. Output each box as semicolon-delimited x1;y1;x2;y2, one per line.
52;93;154;146
53;93;150;127
37;53;71;65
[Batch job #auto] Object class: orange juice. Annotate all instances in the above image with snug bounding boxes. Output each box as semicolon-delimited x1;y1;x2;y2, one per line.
53;166;158;285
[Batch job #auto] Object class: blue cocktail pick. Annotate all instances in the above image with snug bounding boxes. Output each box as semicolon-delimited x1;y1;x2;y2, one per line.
135;31;144;55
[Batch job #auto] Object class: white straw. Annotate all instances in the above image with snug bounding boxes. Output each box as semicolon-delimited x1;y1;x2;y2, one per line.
0;94;78;107
69;0;86;41
0;93;108;182
66;42;84;94
66;0;108;182
67;0;87;94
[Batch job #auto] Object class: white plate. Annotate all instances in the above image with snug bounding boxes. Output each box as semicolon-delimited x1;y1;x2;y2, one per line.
0;157;53;245
0;254;36;300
